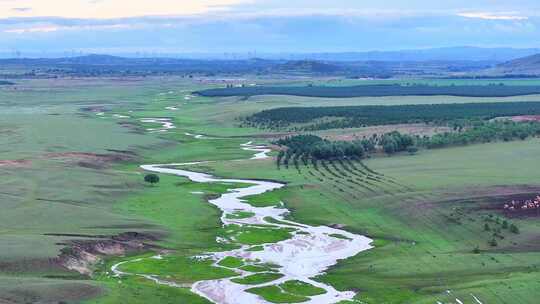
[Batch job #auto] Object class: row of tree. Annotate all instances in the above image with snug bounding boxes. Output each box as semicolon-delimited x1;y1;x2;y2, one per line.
243;102;540;131
275;135;376;168
417;121;540;149
199;84;540;99
379;121;540;152
379;132;415;154
275;121;540;168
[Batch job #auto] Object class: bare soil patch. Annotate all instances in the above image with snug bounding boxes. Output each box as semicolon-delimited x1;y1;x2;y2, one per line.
0;160;31;168
509;115;540;122
80;105;108;113
45;151;134;169
55;232;159;276
1;151;136;170
418;185;540;219
473;193;540;218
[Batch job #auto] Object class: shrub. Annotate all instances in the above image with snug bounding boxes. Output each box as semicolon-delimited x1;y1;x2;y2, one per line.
144;174;160;185
510;224;520;234
407;146;419;155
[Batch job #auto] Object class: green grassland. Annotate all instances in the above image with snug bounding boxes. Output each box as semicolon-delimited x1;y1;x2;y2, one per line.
116;255;237;284
111;80;540;303
3;76;540;304
245;280;327;303
142;84;540;303
232;273;284;285
0;76;266;303
197;140;540;304
0;77;210;302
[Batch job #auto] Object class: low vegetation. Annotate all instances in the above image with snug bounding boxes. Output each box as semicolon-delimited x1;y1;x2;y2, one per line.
279;280;326;296
121;255;238;283
220;225;295;245
244;280;326;302
246;285;310;303
218;256;244;268
231;273;284;285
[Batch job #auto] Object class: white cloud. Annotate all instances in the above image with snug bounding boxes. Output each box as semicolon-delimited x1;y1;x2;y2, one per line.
4;23;136;33
458;12;528;21
0;0;250;19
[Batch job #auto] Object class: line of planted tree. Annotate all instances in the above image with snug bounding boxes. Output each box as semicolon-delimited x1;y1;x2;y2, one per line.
275;134;379;169
196;84;540;98
242;101;540;131
275;135;408;193
370;121;540;154
417;120;540;149
275;120;540;168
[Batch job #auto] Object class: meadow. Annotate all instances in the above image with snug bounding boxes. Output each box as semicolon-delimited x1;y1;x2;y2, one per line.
0;77;180;302
2;76;540;304
195;140;540;304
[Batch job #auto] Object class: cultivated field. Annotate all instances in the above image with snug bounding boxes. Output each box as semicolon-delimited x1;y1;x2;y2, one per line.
196;83;540;98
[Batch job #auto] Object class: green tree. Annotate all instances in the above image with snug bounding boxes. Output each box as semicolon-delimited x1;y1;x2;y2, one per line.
144;174;160;186
382;138;397;154
407;146;419;155
276;150;285;169
510;224;520;234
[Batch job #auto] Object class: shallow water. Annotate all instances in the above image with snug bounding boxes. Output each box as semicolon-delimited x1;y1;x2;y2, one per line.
138;162;373;304
113;120;374;303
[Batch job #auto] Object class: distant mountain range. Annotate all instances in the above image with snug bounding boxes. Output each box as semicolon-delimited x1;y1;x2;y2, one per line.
268;47;540;63
2;47;540;62
2;50;540;78
0;55;493;78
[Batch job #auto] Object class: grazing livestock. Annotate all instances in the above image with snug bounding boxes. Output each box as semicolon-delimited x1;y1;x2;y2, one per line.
503;196;540;213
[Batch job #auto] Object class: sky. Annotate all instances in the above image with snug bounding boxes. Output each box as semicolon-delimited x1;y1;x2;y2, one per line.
1;0;540;55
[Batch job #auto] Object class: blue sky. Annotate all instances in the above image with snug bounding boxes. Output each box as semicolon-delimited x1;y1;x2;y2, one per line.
1;0;540;55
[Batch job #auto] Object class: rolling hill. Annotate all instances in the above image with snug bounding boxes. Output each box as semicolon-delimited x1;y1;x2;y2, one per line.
485;53;540;76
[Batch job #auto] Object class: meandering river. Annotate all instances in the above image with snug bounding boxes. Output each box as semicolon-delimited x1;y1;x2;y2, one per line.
112;117;374;303
138;152;373;303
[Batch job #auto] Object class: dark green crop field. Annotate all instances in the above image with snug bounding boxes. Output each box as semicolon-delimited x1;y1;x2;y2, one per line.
196;84;540;98
245;101;540;130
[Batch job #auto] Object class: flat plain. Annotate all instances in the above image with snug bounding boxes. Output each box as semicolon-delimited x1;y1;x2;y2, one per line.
1;77;540;304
